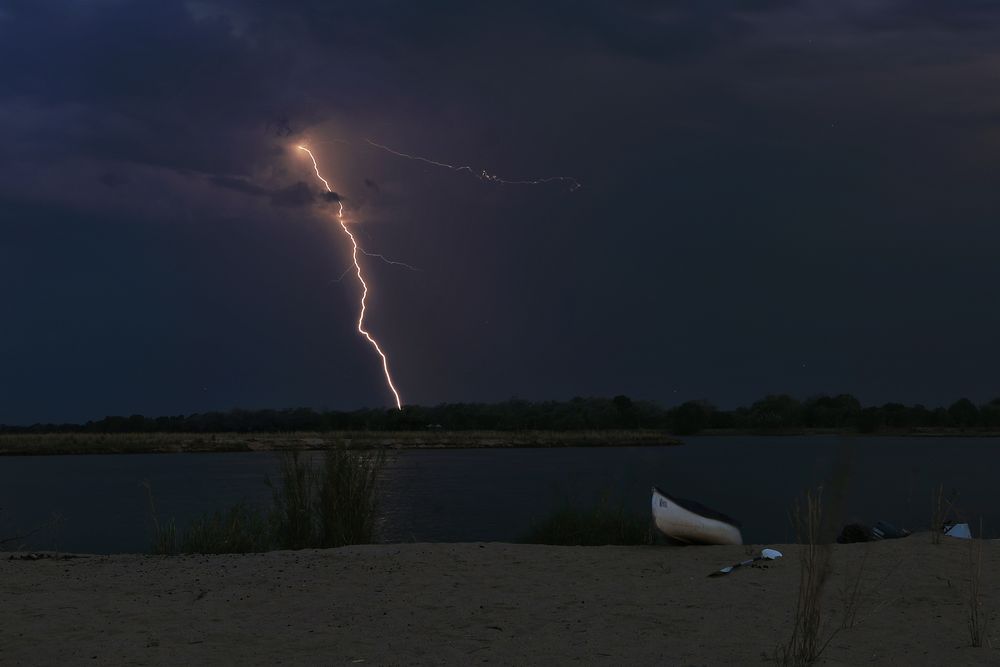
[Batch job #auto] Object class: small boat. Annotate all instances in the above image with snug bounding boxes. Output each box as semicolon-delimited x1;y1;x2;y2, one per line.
651;486;743;545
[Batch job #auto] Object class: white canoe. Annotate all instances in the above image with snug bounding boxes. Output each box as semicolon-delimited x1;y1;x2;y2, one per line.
651;486;743;545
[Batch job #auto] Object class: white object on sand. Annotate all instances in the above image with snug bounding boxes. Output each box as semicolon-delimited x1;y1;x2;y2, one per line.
651;486;743;546
944;523;972;539
710;548;783;577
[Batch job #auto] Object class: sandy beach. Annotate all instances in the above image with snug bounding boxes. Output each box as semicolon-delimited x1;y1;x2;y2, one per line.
1;539;996;665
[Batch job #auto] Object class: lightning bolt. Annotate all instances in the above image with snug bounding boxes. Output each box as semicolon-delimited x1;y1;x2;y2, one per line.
298;145;403;410
364;139;582;192
329;250;420;284
359;248;421;272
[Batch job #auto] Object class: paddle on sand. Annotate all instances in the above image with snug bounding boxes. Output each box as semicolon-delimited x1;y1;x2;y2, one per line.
709;548;783;577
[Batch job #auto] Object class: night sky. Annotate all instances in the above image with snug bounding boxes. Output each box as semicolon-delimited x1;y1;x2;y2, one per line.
2;2;999;423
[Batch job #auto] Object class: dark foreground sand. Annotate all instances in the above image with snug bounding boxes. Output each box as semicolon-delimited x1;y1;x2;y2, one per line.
1;539;996;665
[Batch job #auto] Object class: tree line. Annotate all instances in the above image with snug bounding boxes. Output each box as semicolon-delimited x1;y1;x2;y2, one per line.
3;394;1000;435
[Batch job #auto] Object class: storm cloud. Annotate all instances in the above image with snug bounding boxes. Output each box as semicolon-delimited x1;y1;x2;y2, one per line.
2;1;1000;422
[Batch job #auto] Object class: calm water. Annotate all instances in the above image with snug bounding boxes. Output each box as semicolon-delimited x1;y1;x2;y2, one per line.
1;436;997;553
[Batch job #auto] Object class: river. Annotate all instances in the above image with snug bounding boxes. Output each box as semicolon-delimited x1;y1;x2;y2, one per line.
1;436;995;553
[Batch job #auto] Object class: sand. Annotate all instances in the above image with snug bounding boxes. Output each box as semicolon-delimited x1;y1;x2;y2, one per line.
1;539;996;665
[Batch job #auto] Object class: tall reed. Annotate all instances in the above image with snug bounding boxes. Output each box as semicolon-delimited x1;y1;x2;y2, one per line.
147;446;387;554
779;487;833;665
143;481;177;555
931;484;945;545
270;451;315;550
521;495;653;546
180;503;272;554
315;446;386;548
968;520;988;648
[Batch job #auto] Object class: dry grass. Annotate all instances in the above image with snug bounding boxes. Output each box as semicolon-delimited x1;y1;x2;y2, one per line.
0;507;64;552
930;484;959;546
180;504;272;554
520;497;654;546
931;484;945;545
146;447;387;554
144;481;177;555
270;448;387;549
968;521;990;648
315;447;386;548
837;547;869;631
270;451;314;550
0;430;680;456
835;547;904;633
777;477;906;665
778;487;834;665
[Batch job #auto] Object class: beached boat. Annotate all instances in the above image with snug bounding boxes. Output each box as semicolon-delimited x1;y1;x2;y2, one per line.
651;486;743;545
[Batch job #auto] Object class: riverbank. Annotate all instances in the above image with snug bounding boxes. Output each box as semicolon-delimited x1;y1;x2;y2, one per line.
699;427;1000;437
1;539;995;664
0;430;680;456
8;427;1000;456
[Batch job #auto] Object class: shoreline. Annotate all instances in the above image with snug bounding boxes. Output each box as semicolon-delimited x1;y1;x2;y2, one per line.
2;540;995;664
697;427;1000;437
3;427;1000;456
0;430;681;456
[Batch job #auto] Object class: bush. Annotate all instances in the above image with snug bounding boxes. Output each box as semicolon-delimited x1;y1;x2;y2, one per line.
180;503;272;554
148;446;387;554
150;517;177;555
269;447;386;549
315;447;385;548
522;499;652;546
270;451;315;550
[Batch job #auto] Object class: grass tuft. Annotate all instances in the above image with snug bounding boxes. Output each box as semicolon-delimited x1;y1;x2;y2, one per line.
968;520;989;648
778;487;833;666
522;497;653;546
315;447;385;548
180;503;272;554
270;451;315;550
143;481;177;555
147;446;387;554
930;484;958;545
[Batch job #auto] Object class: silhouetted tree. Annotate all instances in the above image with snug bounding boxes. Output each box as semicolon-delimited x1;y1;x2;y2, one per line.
948;398;980;428
981;399;1000;428
5;395;1000;435
857;407;882;433
669;401;713;435
749;394;802;430
802;394;861;428
612;395;636;427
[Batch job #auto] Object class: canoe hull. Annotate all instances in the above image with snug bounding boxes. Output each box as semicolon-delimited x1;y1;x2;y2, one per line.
651;487;743;546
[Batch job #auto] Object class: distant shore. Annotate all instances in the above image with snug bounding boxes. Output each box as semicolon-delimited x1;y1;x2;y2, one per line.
0;430;681;456
698;427;1000;437
3;426;1000;456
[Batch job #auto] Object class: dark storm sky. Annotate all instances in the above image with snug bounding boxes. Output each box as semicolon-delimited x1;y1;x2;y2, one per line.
2;1;999;423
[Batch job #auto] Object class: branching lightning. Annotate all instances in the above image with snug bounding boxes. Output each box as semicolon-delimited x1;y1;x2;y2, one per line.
330;250;420;284
364;139;582;192
330;267;353;284
296;136;578;409
359;248;421;272
298;145;403;410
